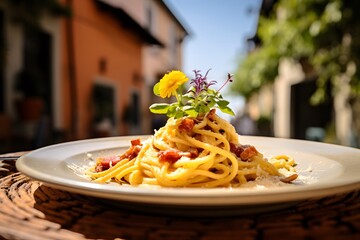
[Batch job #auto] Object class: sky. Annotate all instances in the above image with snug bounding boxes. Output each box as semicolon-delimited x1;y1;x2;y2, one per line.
163;0;263;117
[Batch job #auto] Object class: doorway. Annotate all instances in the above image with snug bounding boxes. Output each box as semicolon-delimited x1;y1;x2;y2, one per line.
15;27;53;148
290;80;333;141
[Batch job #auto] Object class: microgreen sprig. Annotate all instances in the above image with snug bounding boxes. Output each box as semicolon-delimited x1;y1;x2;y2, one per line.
149;69;235;119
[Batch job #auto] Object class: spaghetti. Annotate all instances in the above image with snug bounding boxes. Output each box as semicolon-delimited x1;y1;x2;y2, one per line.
87;109;297;187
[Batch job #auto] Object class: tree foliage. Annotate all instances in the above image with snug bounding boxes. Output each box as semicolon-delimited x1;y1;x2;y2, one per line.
233;0;360;104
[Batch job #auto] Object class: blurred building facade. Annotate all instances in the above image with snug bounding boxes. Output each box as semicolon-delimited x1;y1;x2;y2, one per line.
244;0;353;146
0;0;188;153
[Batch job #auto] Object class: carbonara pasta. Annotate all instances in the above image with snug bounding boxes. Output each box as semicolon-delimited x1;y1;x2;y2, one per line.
87;109;297;187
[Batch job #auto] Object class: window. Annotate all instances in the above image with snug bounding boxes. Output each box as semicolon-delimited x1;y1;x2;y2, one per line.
92;83;115;125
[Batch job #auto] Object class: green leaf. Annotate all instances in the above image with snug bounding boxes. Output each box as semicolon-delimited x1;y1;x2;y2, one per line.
183;106;198;118
165;103;178;117
174;108;185;119
197;102;211;115
216;99;230;108
218;106;235;116
153;82;160;96
207;89;217;95
149;103;169;114
183;91;195;100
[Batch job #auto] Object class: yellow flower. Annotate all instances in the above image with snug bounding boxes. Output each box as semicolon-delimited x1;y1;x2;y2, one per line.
157;70;188;98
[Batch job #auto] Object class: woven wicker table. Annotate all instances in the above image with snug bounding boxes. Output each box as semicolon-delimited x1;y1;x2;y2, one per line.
0;152;359;240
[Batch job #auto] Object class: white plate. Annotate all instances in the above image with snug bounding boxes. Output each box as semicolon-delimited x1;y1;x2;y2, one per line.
16;136;360;215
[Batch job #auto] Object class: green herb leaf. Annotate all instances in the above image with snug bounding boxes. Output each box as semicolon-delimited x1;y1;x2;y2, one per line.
149;103;169;114
166;103;178;117
216;99;230;108
218;105;235;116
153;82;160;96
183;106;198;118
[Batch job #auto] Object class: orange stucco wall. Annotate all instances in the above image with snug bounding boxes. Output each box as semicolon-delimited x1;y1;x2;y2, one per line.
61;0;144;139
